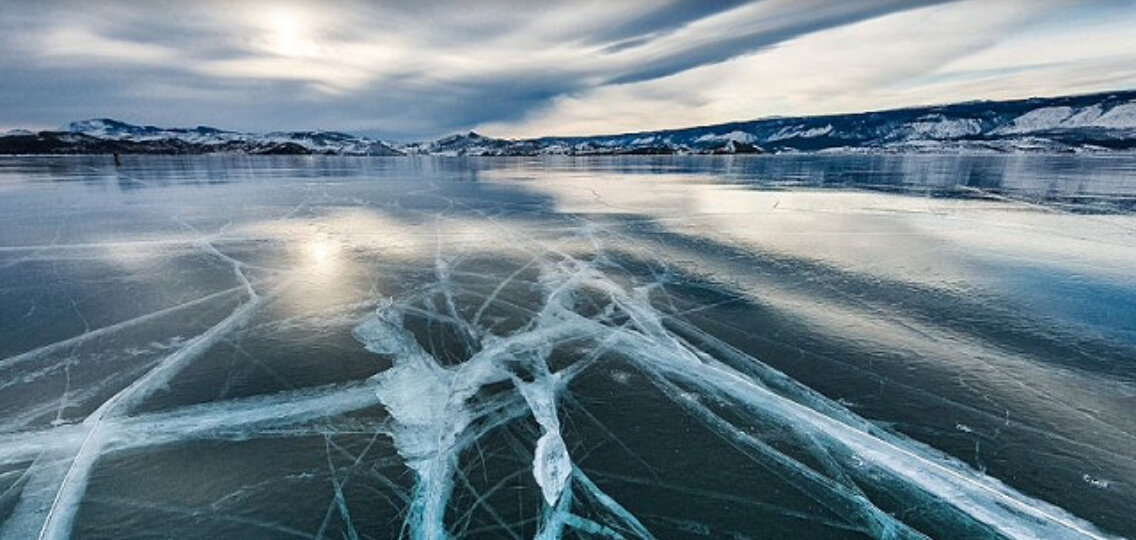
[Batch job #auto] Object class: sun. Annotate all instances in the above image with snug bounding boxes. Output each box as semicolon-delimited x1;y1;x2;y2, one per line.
265;9;318;58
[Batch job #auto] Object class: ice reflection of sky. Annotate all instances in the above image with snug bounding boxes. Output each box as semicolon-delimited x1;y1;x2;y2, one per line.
506;167;1136;426
492;166;1136;289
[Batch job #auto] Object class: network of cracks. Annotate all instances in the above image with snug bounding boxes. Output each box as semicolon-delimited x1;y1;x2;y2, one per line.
0;205;1123;540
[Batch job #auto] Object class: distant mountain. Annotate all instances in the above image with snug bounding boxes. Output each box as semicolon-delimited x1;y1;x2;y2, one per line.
522;89;1136;155
467;89;1136;156
0;119;402;156
3;89;1135;156
408;89;1136;155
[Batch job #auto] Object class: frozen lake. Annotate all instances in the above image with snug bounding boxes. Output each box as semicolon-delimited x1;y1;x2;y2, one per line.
1;154;1134;539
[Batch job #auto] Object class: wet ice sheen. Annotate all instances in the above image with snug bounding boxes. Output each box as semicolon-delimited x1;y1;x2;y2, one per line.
0;155;1133;539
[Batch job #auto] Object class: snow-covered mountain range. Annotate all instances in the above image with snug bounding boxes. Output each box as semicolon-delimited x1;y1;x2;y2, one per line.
3;90;1135;156
0;119;402;156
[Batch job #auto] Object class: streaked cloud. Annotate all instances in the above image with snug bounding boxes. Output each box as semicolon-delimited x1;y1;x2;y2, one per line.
0;0;1133;140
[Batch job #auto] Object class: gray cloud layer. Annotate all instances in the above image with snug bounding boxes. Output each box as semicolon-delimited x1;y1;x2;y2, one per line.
1;1;1134;140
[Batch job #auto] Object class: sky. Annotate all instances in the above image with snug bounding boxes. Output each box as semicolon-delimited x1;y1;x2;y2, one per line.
1;0;1135;141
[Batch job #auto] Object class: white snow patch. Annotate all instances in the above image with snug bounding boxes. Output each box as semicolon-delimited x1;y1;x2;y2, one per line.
768;124;833;141
1094;102;1136;129
1060;105;1104;128
903;117;982;139
694;130;755;144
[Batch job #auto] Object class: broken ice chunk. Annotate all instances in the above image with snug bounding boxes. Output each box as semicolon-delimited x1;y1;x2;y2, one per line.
515;373;572;505
533;429;572;506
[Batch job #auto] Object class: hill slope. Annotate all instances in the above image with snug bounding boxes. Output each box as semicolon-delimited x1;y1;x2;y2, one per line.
3;90;1135;155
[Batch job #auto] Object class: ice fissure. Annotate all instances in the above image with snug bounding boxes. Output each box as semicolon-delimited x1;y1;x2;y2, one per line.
350;249;1113;539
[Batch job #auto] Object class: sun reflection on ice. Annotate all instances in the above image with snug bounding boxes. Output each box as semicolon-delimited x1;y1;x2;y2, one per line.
267;232;357;316
304;234;342;275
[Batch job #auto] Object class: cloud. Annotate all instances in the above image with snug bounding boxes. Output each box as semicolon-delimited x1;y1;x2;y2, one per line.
0;0;1133;140
483;0;1136;138
598;0;954;85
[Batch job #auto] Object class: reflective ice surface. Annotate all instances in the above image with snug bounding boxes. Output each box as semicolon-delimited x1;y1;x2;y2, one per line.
0;154;1134;539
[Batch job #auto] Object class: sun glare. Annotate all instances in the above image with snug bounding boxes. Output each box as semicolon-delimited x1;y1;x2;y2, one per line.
306;235;341;271
265;9;318;58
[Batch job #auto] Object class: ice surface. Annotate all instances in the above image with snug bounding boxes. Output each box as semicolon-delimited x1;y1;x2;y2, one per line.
0;155;1133;539
348;240;1119;538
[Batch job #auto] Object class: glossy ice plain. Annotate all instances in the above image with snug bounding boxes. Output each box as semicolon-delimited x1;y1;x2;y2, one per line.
0;154;1134;539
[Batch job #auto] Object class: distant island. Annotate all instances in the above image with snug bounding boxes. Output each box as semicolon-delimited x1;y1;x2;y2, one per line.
3;89;1135;156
